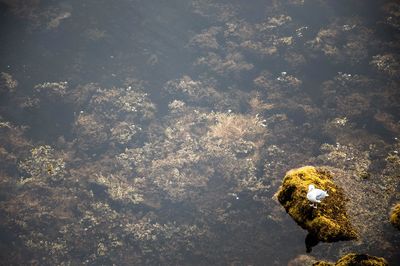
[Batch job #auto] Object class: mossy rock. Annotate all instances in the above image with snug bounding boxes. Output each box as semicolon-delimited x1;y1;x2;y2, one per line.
390;203;400;230
276;166;357;242
313;262;333;266
313;253;388;266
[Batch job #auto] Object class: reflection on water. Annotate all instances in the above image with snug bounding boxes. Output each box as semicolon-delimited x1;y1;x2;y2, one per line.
0;0;400;265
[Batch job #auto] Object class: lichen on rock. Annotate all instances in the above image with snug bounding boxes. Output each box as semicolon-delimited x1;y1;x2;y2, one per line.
276;166;357;242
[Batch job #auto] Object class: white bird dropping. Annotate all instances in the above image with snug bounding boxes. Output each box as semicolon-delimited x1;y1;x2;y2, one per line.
307;184;329;208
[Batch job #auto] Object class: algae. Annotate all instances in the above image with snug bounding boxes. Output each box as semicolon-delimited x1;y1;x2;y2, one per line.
390;203;400;230
1;0;400;264
314;253;388;266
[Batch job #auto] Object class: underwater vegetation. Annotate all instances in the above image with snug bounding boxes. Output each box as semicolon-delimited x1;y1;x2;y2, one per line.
18;145;66;183
0;72;18;94
0;0;400;264
116;105;269;203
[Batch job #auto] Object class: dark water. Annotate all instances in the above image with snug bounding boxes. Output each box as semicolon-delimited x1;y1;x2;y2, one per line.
0;0;400;265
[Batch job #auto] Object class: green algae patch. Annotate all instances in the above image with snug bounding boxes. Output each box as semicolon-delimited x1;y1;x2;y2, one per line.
276;166;357;242
390;203;400;230
313;253;388;266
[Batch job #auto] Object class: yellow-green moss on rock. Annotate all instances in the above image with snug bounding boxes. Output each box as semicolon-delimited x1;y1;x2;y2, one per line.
276;166;357;242
313;253;388;266
390;203;400;230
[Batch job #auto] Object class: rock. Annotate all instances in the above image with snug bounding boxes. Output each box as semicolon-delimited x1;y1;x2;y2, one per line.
389;203;400;230
276;166;357;243
313;253;388;266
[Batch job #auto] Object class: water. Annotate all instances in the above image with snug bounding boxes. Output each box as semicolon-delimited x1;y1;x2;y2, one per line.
0;0;399;265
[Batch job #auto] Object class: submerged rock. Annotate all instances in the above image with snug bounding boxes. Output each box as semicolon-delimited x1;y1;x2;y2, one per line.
276;166;357;243
390;203;400;230
313;253;388;266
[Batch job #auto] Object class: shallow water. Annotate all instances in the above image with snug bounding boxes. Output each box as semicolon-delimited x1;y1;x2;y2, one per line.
0;0;400;265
